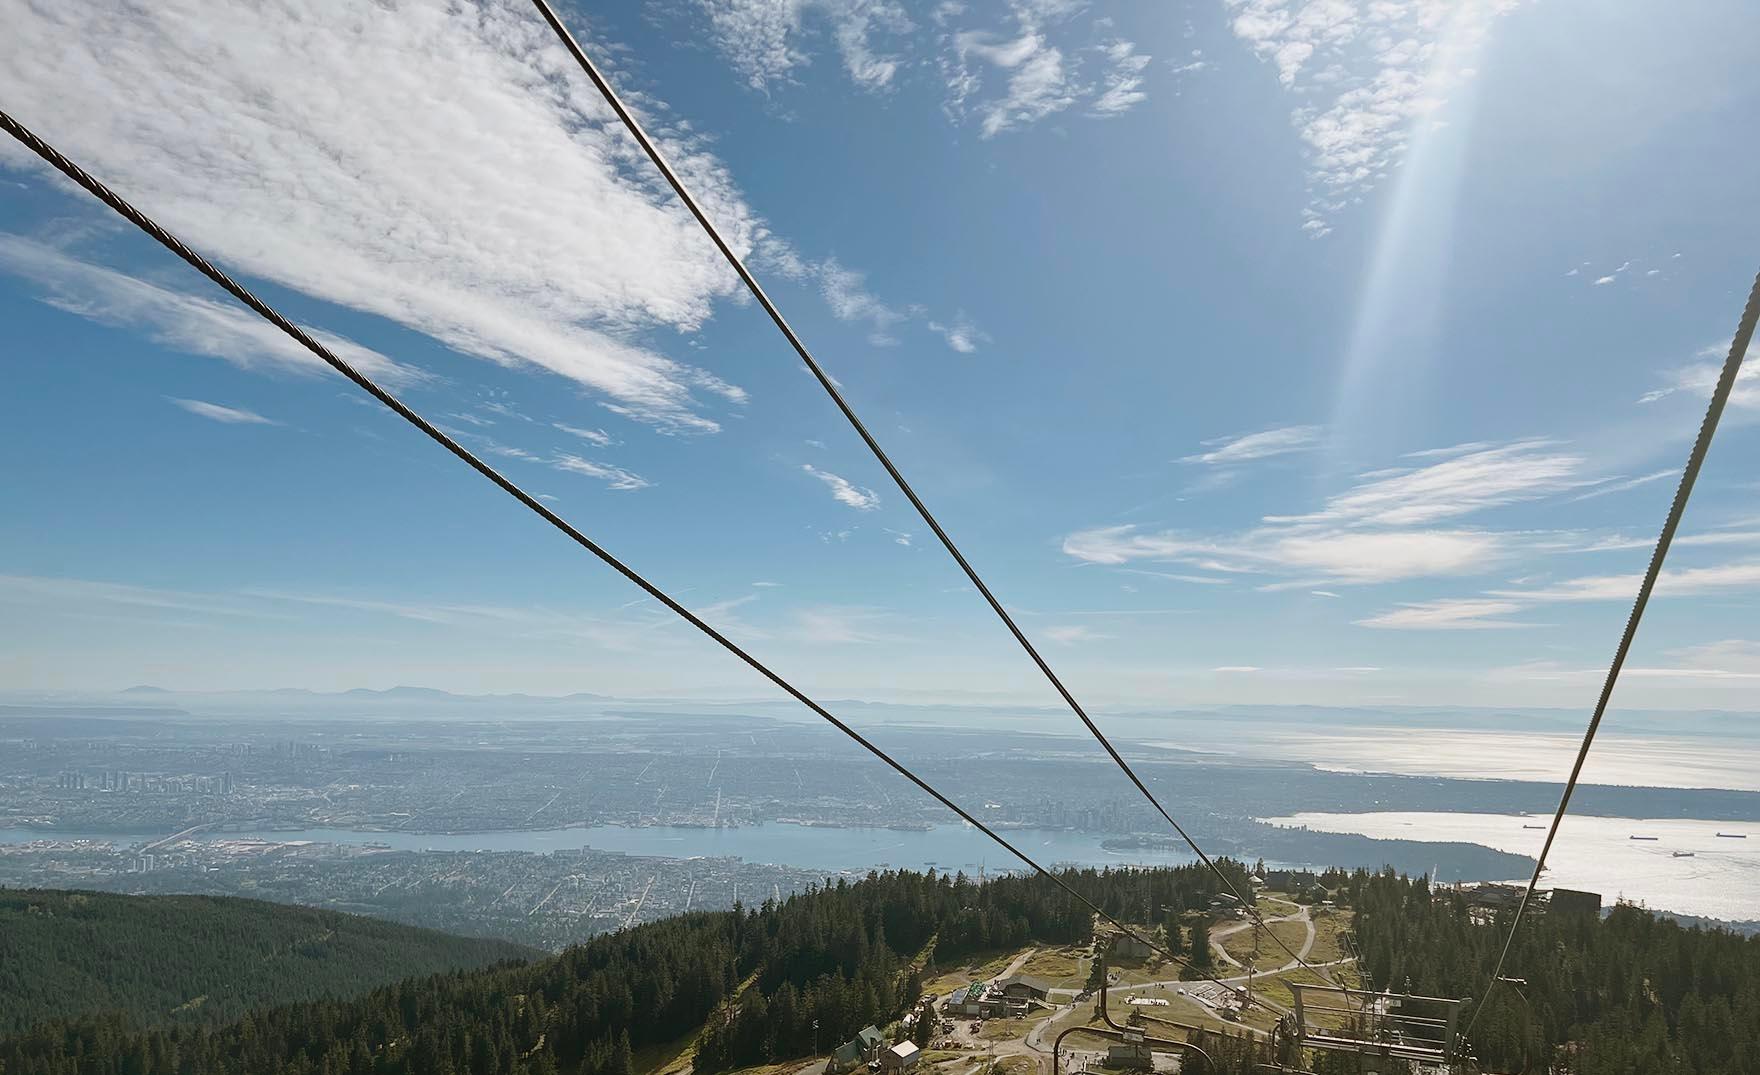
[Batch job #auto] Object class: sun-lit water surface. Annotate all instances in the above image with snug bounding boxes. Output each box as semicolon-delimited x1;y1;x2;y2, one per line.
1262;811;1760;923
1148;729;1760;793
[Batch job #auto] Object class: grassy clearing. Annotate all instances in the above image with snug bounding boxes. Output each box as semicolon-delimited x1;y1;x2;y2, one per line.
1111;956;1182;986
633;1029;699;1075
1219;919;1309;971
1304;909;1354;963
1017;945;1090;989
976;1016;1037;1042
1250;965;1364;1032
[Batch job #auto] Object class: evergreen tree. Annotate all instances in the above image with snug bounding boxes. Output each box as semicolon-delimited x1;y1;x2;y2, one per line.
1189;918;1213;969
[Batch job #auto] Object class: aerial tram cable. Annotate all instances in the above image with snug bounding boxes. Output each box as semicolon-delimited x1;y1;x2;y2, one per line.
0;106;1261;1010
1462;269;1760;1042
520;0;1327;983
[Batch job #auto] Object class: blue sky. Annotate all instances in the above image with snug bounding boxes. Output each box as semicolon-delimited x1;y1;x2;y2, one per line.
2;0;1758;711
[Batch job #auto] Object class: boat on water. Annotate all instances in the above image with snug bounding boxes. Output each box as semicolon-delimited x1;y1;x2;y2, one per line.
1673;851;1695;858
1522;824;1545;830
1716;832;1748;838
1630;835;1659;841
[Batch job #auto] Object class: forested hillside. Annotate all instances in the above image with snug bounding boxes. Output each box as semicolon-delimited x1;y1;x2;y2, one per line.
0;889;533;1035
5;863;1757;1075
0;862;1246;1075
1343;870;1760;1074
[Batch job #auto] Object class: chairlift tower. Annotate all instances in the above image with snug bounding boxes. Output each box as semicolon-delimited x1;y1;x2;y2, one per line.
1285;982;1470;1068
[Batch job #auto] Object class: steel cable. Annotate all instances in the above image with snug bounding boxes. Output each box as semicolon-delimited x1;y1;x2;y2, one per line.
523;0;1325;982
0;105;1261;1008
1463;268;1760;1042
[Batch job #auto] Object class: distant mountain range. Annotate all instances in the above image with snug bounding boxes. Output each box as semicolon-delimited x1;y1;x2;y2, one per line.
119;684;613;703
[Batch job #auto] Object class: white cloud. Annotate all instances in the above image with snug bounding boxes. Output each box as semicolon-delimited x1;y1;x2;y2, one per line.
1064;523;1504;584
801;463;881;510
1638;341;1758;409
1212;665;1262;673
1269;439;1587;526
1593;275;1617;286
0;574;286;621
695;0;913;92
1089;39;1152;117
167;397;278;426
1666;639;1760;674
956;31;1078;137
551;453;651;491
1568;469;1674;502
0;0;758;432
1493;651;1760;684
1224;0;1527;235
927;313;991;354
791;605;900;643
695;0;1144;137
1490;561;1760;603
1183;424;1324;464
554;423;614;447
1045;624;1108;644
1355;597;1530;630
1067;439;1610;588
819;257;905;342
0;236;421;386
1120;569;1234;585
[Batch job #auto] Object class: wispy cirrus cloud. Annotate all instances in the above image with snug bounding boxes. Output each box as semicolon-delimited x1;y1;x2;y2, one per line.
819;257;907;345
1070;439;1591;587
1359;548;1760;631
801;463;881;510
1044;623;1110;645
1;0;770;433
791;605;903;643
1489;561;1760;603
927;313;991;354
1066;524;1502;585
757;238;978;353
1089;38;1152;116
0;236;422;387
1638;340;1759;409
554;423;614;448
1182;424;1324;465
694;0;1151;135
1224;0;1528;236
951;29;1078;137
694;0;914;92
1568;469;1675;502
1269;439;1587;527
168;398;279;426
444;428;650;491
1355;598;1531;630
551;453;651;492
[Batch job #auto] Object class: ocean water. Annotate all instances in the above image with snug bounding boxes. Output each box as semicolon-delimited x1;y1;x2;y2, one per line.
1262;811;1760;923
1151;728;1760;792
